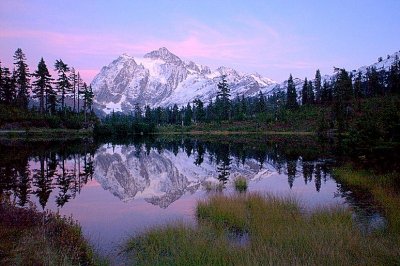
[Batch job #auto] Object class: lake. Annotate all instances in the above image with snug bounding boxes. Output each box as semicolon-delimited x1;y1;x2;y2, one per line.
0;135;385;260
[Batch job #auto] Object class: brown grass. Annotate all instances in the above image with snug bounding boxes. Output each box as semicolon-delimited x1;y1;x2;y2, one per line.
0;195;96;265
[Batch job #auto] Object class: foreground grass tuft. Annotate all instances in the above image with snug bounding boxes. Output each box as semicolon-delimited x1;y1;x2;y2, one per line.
234;176;248;193
125;193;400;265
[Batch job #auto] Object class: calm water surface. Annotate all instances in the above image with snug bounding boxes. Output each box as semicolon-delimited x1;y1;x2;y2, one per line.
0;136;385;259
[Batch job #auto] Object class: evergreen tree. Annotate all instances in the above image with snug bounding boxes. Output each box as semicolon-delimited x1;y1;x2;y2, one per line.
206;99;215;122
86;85;94;112
232;95;244;120
154;107;163;125
314;69;322;104
82;82;89;124
0;62;3;102
334;69;353;102
241;95;247;117
388;55;400;94
354;72;363;98
32;58;53;114
286;74;298;109
366;66;381;97
307;80;314;104
216;75;231;120
193;98;205;123
184;103;193;126
54;59;71;111
144;105;152;123
256;91;266;114
134;103;142;122
301;78;308;105
69;67;77;111
13;48;30;109
0;67;16;105
76;72;83;112
171;104;179;124
333;69;353;132
46;83;57;115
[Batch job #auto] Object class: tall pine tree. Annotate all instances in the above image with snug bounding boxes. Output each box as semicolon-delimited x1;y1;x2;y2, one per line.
184;103;193;126
13;48;30;109
333;69;353;132
301;78;308;105
32;58;53;114
193;98;206;123
54;59;71;111
76;72;83;112
0;67;16;105
69;67;77;111
314;69;322;104
366;66;381;97
388;55;400;94
286;74;298;109
256;91;266;114
354;71;363;98
307;80;314;104
216;75;231;120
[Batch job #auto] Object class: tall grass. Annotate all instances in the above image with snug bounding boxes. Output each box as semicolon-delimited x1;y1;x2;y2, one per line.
0;195;98;265
334;166;400;233
124;193;400;265
233;176;248;193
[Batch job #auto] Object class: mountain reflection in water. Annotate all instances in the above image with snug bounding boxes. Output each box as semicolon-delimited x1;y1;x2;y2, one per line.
0;137;337;209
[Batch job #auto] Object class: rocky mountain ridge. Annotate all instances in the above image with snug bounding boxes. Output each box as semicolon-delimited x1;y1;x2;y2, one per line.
91;47;276;114
91;47;400;115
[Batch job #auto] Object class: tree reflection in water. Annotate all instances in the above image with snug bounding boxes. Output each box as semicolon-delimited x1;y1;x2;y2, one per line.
0;135;337;209
0;140;97;209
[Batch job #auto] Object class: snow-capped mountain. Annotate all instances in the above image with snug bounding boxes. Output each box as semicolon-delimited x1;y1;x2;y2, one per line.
353;51;399;75
91;48;400;114
91;47;276;114
264;50;400;99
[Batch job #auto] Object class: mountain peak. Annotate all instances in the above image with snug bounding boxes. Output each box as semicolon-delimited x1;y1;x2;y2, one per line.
144;47;182;65
119;53;134;59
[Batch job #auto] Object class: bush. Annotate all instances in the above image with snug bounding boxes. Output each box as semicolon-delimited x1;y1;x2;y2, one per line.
234;176;248;192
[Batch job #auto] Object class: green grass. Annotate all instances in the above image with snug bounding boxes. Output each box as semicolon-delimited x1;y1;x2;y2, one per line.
0;195;100;265
334;166;400;233
124;193;400;265
233;176;248;193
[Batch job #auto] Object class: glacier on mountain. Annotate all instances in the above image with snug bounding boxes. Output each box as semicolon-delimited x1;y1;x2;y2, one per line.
91;47;276;114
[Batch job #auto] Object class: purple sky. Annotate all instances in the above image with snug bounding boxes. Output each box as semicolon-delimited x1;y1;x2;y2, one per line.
1;0;399;83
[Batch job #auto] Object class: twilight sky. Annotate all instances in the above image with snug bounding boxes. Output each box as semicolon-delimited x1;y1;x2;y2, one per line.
1;0;399;83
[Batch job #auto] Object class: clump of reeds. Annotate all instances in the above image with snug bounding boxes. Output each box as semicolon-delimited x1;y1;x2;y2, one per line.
234;176;248;192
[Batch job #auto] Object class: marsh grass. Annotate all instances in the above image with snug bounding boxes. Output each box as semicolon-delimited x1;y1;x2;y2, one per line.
0;195;97;265
234;176;248;193
125;193;400;265
334;166;400;234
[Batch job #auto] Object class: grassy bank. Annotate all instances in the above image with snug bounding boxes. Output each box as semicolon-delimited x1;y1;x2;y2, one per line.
0;196;98;265
0;128;93;141
334;166;400;233
124;193;400;265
